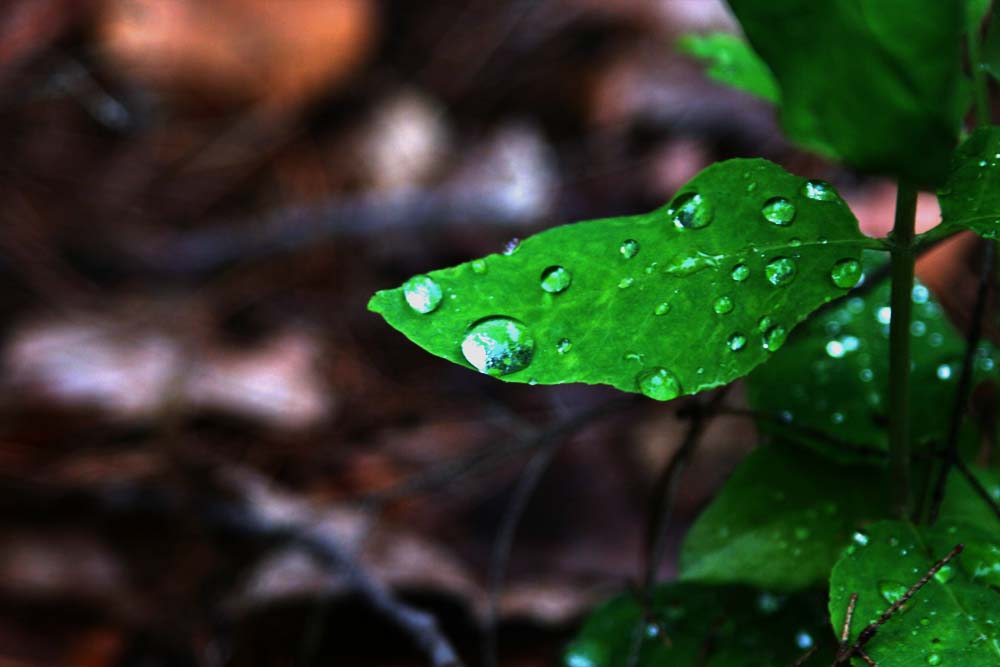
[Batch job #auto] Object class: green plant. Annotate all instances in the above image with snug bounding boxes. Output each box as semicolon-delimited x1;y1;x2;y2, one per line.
370;2;1000;666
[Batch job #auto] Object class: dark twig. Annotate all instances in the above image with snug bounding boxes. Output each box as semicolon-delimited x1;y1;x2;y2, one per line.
928;241;995;524
833;544;964;666
483;430;568;667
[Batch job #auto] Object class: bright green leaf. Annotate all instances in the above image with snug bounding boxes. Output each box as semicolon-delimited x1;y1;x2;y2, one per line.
679;442;889;591
747;271;998;461
369;159;872;400
829;521;1000;667
727;0;965;186
563;583;833;667
931;126;1000;241
677;32;779;103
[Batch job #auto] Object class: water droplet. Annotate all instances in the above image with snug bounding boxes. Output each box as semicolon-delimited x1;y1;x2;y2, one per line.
757;315;774;333
461;317;535;376
934;565;955;584
564;640;602;667
503;238;521;255
637;367;682;401
471;259;487;274
664;251;721;276
620;239;640;259
762;197;796;225
654;302;671;316
937;364;952;380
670;192;714;229
831;259;863;289
618;277;635;289
852;531;870;546
878;580;909;605
926;653;941;666
403;274;443;314
556;338;572;354
727;332;747;351
540;266;572;293
795;631;814;650
826;340;846;358
765;257;797;286
911;320;926;336
912;284;929;303
713;295;734;314
731;263;750;282
877;307;892;325
802;179;839;201
763;325;788;351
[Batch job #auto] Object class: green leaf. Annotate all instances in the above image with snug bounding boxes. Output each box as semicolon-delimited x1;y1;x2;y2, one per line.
369;159;871;400
938;466;1000;532
966;0;994;32
727;0;965;186
829;521;1000;666
677;32;779;103
982;10;1000;80
746;270;999;461
679;442;889;591
932;126;1000;241
563;583;833;667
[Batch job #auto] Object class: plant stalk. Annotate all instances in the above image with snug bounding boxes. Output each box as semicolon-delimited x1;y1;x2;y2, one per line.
888;183;918;518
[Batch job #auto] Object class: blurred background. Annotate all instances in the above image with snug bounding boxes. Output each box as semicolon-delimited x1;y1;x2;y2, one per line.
0;1;983;666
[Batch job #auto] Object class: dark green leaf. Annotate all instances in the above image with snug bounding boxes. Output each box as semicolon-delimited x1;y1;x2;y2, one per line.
746;271;998;461
982;10;1000;80
727;0;965;186
370;159;872;400
967;0;993;32
677;32;779;103
937;465;1000;536
829;521;1000;666
931;126;1000;241
679;442;889;591
563;583;833;667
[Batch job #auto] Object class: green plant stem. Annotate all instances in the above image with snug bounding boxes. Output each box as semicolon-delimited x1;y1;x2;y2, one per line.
888;183;918;518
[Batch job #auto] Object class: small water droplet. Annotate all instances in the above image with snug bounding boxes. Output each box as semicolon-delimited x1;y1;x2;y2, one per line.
403;274;443;314
727;332;747;351
802;180;839;201
765;257;797;286
461;317;535;376
878;580;909;605
620;239;640;259
831;259;863;289
556;338;573;354
762;197;796;225
540;266;572;293
654;302;671;316
926;654;941;665
763;325;788;351
637;367;682;401
471;259;487;274
826;340;846;358
911;320;926;336
852;531;870;546
877;306;892;325
912;284;929;303
664;251;721;276
937;364;952;380
503;238;521;255
731;263;750;282
618;277;635;289
757;315;774;333
670;192;714;229
713;295;734;314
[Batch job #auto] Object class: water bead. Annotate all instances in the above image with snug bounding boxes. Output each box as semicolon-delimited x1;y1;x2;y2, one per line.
765;257;797;286
670;192;714;229
831;259;863;289
403;274;443;314
637;367;682;401
461;317;535;376
727;332;747;351
713;295;734;314
762;197;796;226
731;263;750;282
802;180;838;201
620;239;640;259
540;265;572;293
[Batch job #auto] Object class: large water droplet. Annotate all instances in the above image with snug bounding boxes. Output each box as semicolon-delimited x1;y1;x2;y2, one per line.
540;266;572;293
637;367;682;401
461;317;535;376
802;179;839;201
670;192;714;229
714;295;734;314
762;197;796;226
727;332;747;352
763;325;788;351
765;257;797;286
403;274;443;314
620;239;640;259
731;263;750;282
831;259;863;289
556;338;573;354
878;580;909;605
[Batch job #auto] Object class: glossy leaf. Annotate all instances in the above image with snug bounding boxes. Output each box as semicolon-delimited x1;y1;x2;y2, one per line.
370;159;871;400
747;271;999;461
727;0;965;186
931;126;1000;241
679;442;889;591
829;521;1000;667
677;32;779;103
563;583;833;667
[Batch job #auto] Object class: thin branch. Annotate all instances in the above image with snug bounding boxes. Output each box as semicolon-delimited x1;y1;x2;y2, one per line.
928;241;995;524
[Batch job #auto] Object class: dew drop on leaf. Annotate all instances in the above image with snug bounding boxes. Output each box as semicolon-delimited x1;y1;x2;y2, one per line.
762;197;796;225
503;238;521;255
654;302;671;316
926;654;942;666
802;179;839;201
670;192;714;229
620;239;640;259
763;325;788;351
636;367;682;401
540;266;572;293
765;257;797;286
713;295;734;314
556;338;572;354
471;259;487;274
731;263;750;282
460;317;535;376
618;277;635;289
727;332;747;351
831;258;863;289
403;274;443;314
878;580;909;605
